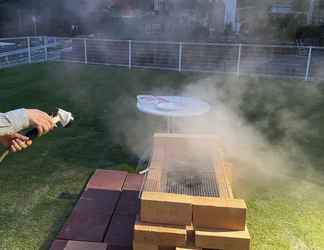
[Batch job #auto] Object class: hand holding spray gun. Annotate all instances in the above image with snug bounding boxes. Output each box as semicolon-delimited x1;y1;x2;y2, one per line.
0;108;74;164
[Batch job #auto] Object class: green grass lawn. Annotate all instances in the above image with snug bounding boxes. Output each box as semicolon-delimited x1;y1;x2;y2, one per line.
0;63;324;250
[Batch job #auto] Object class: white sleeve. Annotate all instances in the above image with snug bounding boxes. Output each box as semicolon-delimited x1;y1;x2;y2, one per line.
0;109;30;135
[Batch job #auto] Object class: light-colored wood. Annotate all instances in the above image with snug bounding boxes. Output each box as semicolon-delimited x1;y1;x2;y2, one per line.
176;247;201;250
140;192;193;226
134;219;187;247
133;243;176;250
224;162;234;186
133;242;159;250
192;197;246;230
195;226;250;250
214;159;234;199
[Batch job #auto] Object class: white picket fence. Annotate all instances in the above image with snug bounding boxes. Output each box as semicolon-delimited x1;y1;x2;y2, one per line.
1;36;324;80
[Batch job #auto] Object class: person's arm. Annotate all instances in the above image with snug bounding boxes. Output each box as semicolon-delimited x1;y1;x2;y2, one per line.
0;109;54;152
0;109;30;136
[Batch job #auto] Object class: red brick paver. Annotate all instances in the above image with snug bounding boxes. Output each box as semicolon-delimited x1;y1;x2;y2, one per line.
52;170;144;250
50;240;107;250
104;214;136;247
87;170;128;191
107;246;132;250
58;190;120;242
115;190;140;216
122;174;144;191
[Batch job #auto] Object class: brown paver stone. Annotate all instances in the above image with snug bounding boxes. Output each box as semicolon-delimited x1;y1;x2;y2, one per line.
123;174;144;191
116;190;140;216
104;214;136;247
58;189;120;242
87;170;128;191
51;240;108;250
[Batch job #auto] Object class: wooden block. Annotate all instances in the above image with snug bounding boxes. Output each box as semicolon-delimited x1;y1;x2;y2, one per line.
140;192;192;225
176;248;201;250
215;161;234;199
195;227;250;250
104;214;136;246
224;162;233;186
142;168;162;193
192;197;246;230
133;243;159;250
133;243;176;250
86;169;128;191
51;240;108;250
116;190;140;215
134;220;187;247
123;174;144;191
58;189;120;242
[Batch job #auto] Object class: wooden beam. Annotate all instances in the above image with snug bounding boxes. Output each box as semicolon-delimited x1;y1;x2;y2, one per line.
224;162;234;186
140;192;192;226
215;160;234;199
134;219;187;247
192;197;246;230
133;243;159;250
176;248;201;250
195;226;250;250
133;244;176;250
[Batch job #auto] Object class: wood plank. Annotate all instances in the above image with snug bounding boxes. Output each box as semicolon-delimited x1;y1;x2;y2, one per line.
133;243;176;250
86;169;128;191
224;162;233;186
123;174;144;191
215;160;234;199
133;243;159;250
195;227;250;250
134;220;187;247
104;214;136;247
192;197;246;230
50;240;108;250
115;190;140;216
140;192;192;226
176;247;201;250
58;189;120;242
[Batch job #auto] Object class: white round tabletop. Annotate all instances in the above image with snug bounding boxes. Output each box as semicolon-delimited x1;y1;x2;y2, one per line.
137;95;210;117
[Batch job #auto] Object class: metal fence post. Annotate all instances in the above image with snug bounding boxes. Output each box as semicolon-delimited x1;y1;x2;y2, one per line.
27;37;31;64
237;44;242;76
178;42;183;72
84;38;88;64
44;36;48;62
128;40;132;69
305;47;312;81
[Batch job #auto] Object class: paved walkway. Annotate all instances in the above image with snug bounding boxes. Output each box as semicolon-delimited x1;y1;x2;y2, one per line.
50;170;144;250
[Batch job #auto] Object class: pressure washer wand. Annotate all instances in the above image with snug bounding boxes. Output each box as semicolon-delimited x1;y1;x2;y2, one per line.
0;108;74;164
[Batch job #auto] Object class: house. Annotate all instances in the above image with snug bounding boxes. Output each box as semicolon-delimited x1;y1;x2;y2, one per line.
108;0;238;36
270;3;294;15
